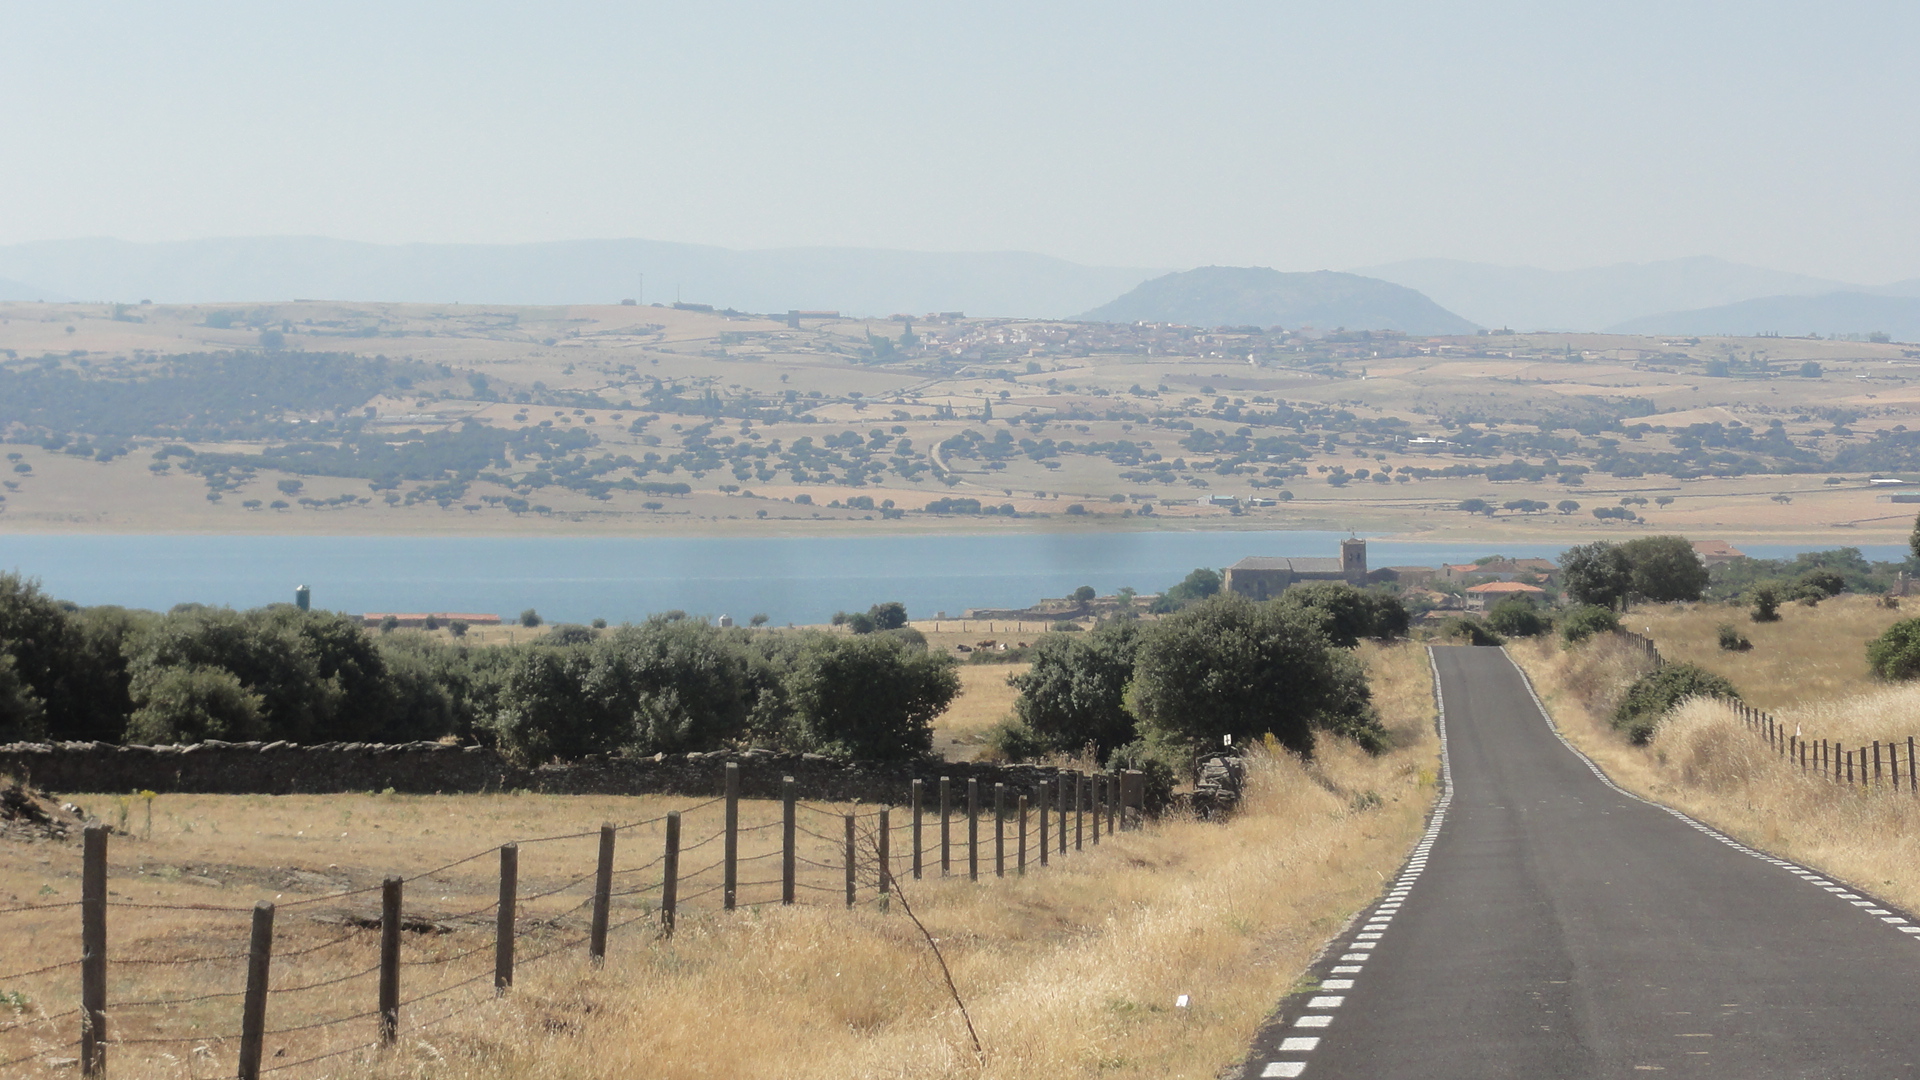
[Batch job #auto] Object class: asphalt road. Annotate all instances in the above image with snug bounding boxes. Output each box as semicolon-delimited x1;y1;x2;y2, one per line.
1243;644;1920;1079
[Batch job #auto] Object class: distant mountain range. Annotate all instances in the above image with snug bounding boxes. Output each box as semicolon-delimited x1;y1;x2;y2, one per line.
0;236;1158;319
1353;255;1920;335
5;236;1917;338
1607;292;1920;343
1075;266;1479;335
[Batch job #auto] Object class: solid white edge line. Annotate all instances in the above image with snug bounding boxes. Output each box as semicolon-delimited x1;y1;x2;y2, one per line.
1498;645;1920;942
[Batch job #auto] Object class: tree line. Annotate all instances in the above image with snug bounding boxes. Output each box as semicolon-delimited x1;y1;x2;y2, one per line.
0;572;1403;779
0;574;957;764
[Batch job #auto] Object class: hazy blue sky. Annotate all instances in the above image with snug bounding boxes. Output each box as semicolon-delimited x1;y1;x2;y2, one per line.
6;1;1916;281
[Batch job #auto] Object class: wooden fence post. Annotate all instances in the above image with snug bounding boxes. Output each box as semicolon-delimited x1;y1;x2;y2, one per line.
237;902;275;1080
843;814;856;907
80;824;107;1078
1108;771;1119;835
878;808;891;895
591;824;615;962
495;843;517;992
911;779;924;881
380;877;402;1045
994;782;1006;878
1038;782;1050;867
1077;773;1087;850
967;778;980;882
1058;772;1069;855
782;777;796;905
723;762;740;911
1910;737;1917;795
940;776;952;877
1875;741;1884;785
662;812;680;937
1091;776;1102;845
1017;794;1028;876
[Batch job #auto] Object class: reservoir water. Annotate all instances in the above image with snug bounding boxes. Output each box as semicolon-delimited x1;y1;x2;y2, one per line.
0;532;1899;626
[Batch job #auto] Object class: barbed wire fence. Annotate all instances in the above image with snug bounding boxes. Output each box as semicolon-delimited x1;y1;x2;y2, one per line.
1725;699;1920;794
1618;628;1916;794
0;764;1143;1078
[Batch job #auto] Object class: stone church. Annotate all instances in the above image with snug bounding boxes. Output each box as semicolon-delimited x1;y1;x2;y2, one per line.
1223;538;1369;600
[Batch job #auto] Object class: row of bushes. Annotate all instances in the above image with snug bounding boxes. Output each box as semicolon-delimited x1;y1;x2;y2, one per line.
1435;600;1621;648
0;573;957;762
0;572;1400;772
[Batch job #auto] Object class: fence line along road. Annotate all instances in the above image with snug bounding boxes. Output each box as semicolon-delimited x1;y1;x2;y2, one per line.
1;762;1147;1079
1625;627;1917;795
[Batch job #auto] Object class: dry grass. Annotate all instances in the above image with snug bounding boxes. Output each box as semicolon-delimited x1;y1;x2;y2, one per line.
1;644;1438;1079
1509;629;1920;922
930;664;1030;761
1628;593;1912;711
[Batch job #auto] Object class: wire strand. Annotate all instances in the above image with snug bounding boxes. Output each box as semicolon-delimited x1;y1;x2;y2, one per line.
0;957;81;981
0;901;83;916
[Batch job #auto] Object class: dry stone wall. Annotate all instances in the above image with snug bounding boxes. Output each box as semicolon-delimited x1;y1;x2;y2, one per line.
0;740;1083;806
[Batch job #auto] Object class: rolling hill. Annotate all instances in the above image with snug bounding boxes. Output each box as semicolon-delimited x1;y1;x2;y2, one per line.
1606;292;1920;343
1353;255;1855;331
1075;266;1477;334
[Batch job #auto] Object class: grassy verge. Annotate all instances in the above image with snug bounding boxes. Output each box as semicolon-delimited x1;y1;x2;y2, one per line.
1;644;1438;1079
1509;629;1920;915
1625;593;1910;711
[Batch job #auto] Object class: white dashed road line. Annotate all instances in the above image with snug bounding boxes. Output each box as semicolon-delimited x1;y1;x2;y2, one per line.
1253;648;1456;1080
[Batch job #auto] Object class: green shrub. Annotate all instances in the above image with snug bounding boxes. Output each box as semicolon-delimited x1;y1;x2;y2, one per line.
1278;582;1410;645
1009;621;1142;758
1867;618;1920;680
1484;599;1548;638
1750;584;1781;623
1612;663;1739;744
542;624;597;646
0;654;44;742
1559;605;1620;645
981;717;1047;762
1438;616;1504;647
125;665;265;743
785;633;959;760
1129;594;1380;757
1107;739;1178;813
1792;568;1847;600
1716;624;1751;652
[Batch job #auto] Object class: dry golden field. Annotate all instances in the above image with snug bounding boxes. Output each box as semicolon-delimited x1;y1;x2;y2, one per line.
1510;620;1920;923
0;643;1439;1080
928;663;1029;761
1624;593;1913;711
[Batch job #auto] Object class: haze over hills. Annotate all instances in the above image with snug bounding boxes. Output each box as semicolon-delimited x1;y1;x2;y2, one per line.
1607;292;1920;343
0;276;66;302
1075;266;1478;334
1352;256;1861;332
0;236;1159;319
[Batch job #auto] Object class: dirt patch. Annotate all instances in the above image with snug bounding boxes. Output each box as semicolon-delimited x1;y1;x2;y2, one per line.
0;778;86;844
